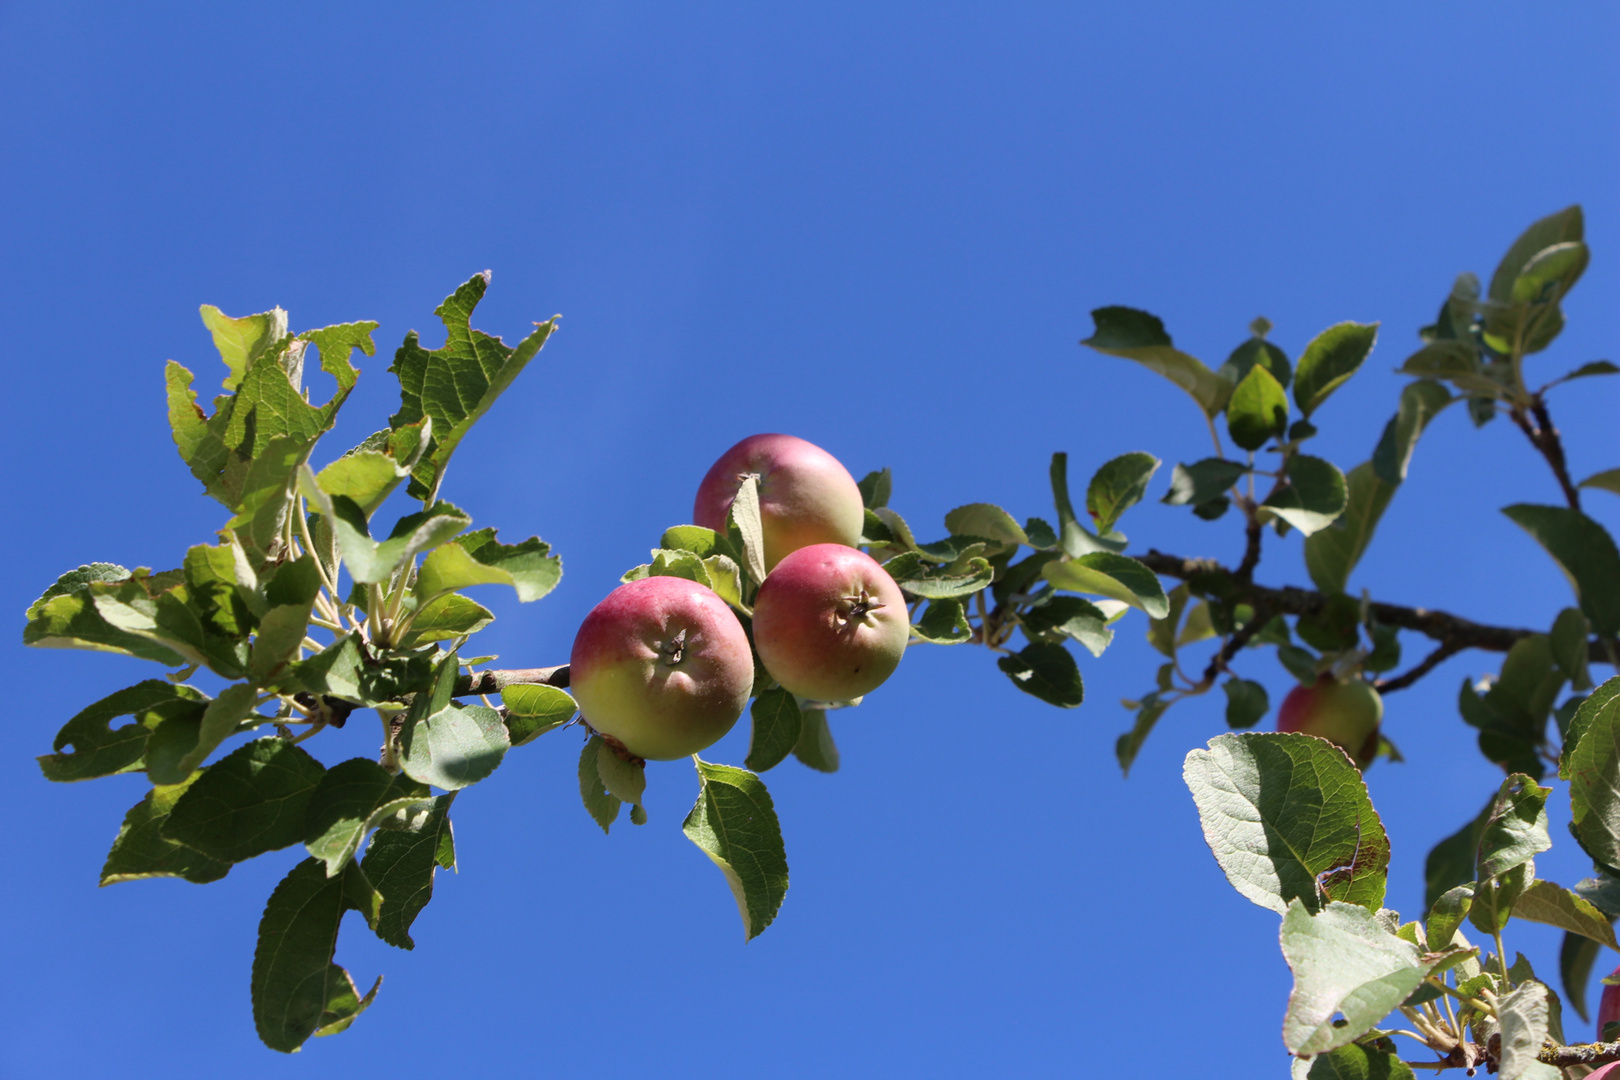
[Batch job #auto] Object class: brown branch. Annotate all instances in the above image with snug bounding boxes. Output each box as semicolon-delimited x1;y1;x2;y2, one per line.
1374;641;1463;694
1137;550;1610;665
455;665;570;695
1508;397;1582;512
1539;1039;1620;1068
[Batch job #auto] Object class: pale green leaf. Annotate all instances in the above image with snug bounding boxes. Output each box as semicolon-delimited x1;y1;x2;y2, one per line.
683;759;789;941
1184;732;1389;914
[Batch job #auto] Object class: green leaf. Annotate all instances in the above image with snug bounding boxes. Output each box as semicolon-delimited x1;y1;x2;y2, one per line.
857;468;891;509
1048;452;1127;556
1022;517;1058;549
163;737;327;863
1426;884;1475;950
1020;595;1112;657
1081;306;1233;418
578;736;621;833
746;688;803;773
100;772;231;885
1042;552;1169;618
1161;458;1248;509
1293;322;1379;418
1550;608;1593;691
399;702;508;792
303;758;397;876
314;450;408;517
1580;468;1620;498
1562;677;1620;868
1560;929;1605;1023
1372;379;1452;485
792;710;839;773
1280;899;1458;1056
1305;464;1394;595
594;741;646;814
1184;732;1390;914
1306;1040;1416;1080
1277;644;1321;685
1511;879;1618;950
683;759;789;941
1222;678;1269;729
1085;452;1161;534
360;792;456;950
1218;335;1292;391
23;565;187;666
1488;205;1584;304
1226;365;1290;451
997;642;1084;708
1145;583;1190;658
943;503;1028;546
414;527;563;604
883;553;994;600
251;857;380;1052
286;634;432;708
728;473;768;582
1424;795;1494;912
400;593;495;647
199;303;288;392
1116;693;1171;776
163;681;261;780
312;971;382;1040
1495;981;1552;1080
388;273;559;500
1503;504;1620;635
1262;454;1348;537
1476;773;1551;880
1470;861;1532;936
911;597;972;644
500;684;576;745
38;680;208;783
661;525;722;557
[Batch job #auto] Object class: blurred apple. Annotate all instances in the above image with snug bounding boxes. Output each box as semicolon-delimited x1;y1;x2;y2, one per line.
1277;676;1382;769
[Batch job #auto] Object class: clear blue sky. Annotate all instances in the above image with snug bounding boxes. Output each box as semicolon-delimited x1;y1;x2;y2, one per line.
2;4;1616;1077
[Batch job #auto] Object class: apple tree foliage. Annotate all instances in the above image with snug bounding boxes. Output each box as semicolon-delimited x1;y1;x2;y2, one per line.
24;211;1620;1073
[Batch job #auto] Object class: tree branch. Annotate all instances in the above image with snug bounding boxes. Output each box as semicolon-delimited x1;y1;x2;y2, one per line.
1538;1039;1620;1068
1137;550;1609;665
1375;641;1463;694
455;665;570;695
1509;396;1583;512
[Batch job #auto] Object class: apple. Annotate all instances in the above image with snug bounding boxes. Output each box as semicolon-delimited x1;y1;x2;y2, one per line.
752;543;909;703
569;575;754;761
693;433;866;570
1598;962;1620;1040
1277;676;1383;769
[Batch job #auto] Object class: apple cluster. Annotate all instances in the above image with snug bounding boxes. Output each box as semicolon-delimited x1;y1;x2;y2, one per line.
570;434;909;761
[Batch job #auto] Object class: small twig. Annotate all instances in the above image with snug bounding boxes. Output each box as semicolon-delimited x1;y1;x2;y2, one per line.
1508;397;1583;512
1375;641;1463;694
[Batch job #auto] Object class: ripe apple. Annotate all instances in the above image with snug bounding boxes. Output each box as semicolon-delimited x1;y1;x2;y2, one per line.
569;575;754;761
1277;676;1383;769
1598;962;1620;1039
693;433;866;570
752;543;909;703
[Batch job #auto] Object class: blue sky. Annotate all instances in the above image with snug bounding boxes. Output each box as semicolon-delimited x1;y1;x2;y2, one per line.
1;4;1616;1076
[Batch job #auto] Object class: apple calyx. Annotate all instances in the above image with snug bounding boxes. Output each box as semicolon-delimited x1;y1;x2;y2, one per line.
840;589;886;626
658;628;688;666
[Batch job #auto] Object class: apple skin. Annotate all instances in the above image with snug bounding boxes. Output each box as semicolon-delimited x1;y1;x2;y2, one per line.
1598;963;1620;1041
1277;676;1383;769
752;543;909;703
569;575;754;761
693;433;866;570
